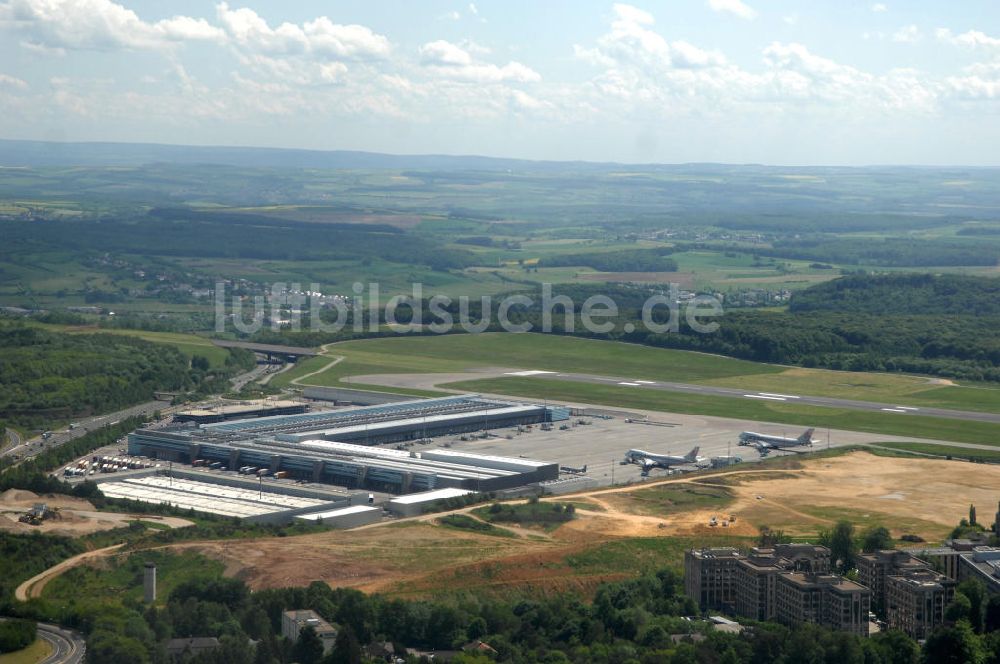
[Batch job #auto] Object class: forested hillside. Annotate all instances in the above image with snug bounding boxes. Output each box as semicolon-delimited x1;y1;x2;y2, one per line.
0;324;195;426
789;273;1000;316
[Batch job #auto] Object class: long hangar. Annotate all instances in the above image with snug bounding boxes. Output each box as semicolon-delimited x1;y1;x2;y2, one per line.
128;395;566;493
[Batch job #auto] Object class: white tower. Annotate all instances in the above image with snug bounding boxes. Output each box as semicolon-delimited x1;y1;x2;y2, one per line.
143;563;156;603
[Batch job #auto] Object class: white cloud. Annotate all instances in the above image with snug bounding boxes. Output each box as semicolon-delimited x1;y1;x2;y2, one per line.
782;14;799;26
0;72;27;88
936;28;1000;50
707;0;757;21
892;25;922;43
581;3;726;72
468;3;478;15
0;0;225;51
871;3;888;12
612;3;654;26
215;4;390;60
420;40;472;66
419;39;540;82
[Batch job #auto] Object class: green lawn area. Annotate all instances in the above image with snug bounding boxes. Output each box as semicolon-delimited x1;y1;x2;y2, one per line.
0;637;52;664
875;442;1000;462
278;332;780;388
563;535;753;577
607;485;733;518
445;376;1000;446
437;514;517;538
282;333;1000;413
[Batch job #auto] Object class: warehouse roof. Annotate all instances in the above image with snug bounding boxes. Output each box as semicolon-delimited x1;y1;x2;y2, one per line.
296;505;380;521
389;488;475;505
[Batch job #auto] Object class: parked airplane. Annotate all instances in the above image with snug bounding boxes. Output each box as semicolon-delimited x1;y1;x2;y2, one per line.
738;428;816;455
623;447;703;475
559;464;588;474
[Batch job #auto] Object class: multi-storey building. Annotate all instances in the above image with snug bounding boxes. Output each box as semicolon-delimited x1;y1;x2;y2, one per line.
885;570;956;640
734;548;785;621
857;550;929;614
774;573;871;637
772;543;832;574
684;548;744;612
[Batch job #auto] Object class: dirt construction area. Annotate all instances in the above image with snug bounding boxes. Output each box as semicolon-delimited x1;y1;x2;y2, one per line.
0;489;193;536
151;451;998;597
567;451;999;542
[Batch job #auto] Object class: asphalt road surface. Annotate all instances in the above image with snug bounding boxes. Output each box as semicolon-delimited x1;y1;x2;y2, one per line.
0;400;167;461
2;363;267;461
546;371;1000;424
37;622;86;664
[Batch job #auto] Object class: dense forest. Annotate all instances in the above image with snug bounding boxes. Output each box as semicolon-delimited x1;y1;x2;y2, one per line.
8;554;1000;664
763;237;999;267
0;324;249;427
789;273;1000;316
1;211;475;270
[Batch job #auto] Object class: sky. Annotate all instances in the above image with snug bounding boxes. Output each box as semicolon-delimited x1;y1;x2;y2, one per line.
0;0;998;165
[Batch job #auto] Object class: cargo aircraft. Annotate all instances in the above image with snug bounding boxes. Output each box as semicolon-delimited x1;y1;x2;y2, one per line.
623;447;702;476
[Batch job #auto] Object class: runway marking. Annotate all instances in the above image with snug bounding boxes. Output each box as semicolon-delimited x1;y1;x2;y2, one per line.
634;380;656;384
744;394;786;401
881;408;908;413
618;382;642;387
758;392;800;399
504;370;557;377
895;406;919;411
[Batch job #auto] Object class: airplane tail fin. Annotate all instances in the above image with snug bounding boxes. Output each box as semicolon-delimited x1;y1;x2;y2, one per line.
799;428;815;444
581;465;587;473
685;446;700;462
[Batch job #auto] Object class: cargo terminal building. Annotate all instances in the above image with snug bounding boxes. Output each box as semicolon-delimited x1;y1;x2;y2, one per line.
128;396;564;493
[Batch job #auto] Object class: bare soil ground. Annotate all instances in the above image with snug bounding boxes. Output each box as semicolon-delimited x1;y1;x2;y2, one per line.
566;451;998;542
28;452;996;599
0;489;193;537
173;522;562;594
166;452;992;595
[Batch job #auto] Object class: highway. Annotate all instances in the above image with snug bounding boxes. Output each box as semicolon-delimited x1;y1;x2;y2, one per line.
37;622;86;664
0;400;167;461
2;363;268;461
1;427;20;454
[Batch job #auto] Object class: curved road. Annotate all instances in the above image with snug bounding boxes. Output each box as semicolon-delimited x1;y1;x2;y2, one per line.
37;623;85;664
15;544;125;602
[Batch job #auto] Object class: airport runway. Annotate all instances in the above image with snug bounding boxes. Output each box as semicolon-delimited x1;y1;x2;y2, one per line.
351;368;1000;424
546;371;1000;424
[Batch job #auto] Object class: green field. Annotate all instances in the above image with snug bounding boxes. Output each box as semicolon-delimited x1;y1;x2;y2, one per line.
0;638;51;664
446;376;1000;446
875;442;1000;462
277;332;781;387
280;332;1000;412
607;485;733;518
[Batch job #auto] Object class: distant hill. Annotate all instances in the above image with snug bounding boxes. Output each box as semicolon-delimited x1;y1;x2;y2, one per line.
789;273;1000;316
0;138;636;172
